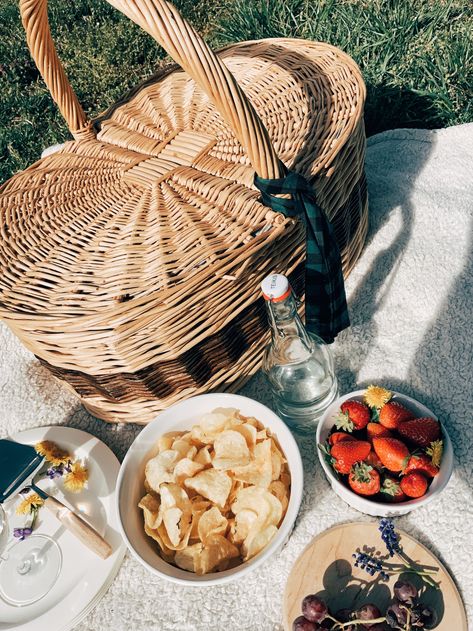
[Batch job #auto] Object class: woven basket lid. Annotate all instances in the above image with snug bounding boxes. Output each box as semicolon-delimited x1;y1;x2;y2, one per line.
0;0;365;378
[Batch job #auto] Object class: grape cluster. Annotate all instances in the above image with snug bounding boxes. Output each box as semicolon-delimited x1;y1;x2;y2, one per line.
292;583;437;630
386;580;437;629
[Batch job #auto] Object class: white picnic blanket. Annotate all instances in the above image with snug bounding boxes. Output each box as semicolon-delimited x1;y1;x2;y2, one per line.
1;124;472;630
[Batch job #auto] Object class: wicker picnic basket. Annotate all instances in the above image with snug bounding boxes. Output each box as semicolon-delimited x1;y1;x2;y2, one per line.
0;0;368;423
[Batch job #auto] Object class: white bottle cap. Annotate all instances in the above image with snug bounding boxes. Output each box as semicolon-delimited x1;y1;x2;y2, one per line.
261;273;291;302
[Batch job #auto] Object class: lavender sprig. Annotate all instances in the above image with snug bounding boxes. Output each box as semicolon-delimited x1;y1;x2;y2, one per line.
352;552;389;580
377;519;438;588
379;518;401;556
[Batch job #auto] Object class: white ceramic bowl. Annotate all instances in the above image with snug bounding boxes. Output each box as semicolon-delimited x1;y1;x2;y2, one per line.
116;393;303;585
316;389;454;517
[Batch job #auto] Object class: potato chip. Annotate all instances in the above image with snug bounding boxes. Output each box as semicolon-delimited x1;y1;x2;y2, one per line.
174;457;204;482
271;449;282;482
232;422;257;448
196;534;239;575
227;479;244;507
191;411;228;444
229;508;258;544
187;445;198;460
269;480;289;517
231;486;282;532
160;482;190;509
184;469;232;509
138;493;162;529
237;414;260;428
143;523;175;557
171;438;194;460
231;439;272;488
157;431;184;453
174;542;203;572
162;506;183;547
159;483;193;549
190;510;209;539
190;495;212;510
242;525;278;561
145;449;178;492
198;506;228;542
280;470;291;490
194;445;212;466
212;430;250;469
212;407;239;419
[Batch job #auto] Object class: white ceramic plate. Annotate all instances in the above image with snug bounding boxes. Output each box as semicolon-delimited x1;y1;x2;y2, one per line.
0;426;126;631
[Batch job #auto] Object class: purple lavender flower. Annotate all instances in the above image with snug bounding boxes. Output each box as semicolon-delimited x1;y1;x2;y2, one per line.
13;527;33;541
352;552;389;580
379;518;401;556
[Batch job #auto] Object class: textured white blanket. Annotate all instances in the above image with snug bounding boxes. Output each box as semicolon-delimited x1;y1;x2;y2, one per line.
1;124;472;630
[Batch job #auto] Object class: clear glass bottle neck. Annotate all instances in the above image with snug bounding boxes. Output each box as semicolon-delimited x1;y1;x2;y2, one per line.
266;293;312;347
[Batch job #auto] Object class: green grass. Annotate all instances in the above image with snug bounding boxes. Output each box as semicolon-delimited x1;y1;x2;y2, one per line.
1;0;472;183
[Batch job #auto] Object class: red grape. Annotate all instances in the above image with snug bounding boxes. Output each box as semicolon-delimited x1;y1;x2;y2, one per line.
356;603;381;620
301;595;328;623
292;615;320;631
418;604;437;629
393;580;418;605
386;601;409;628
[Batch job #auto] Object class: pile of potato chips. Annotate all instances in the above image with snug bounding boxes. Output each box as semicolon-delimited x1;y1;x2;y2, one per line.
138;407;291;575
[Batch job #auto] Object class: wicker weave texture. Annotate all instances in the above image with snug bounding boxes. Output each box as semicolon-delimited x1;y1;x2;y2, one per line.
0;0;368;423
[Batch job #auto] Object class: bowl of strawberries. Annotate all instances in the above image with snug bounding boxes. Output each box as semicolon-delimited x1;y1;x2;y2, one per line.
316;385;454;516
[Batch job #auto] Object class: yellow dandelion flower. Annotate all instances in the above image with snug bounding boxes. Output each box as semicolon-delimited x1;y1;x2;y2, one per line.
426;440;443;468
63;461;89;493
16;493;44;516
35;440;71;466
364;385;393;409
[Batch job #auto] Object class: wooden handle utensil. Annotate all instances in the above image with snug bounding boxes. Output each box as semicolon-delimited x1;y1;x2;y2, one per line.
43;495;112;560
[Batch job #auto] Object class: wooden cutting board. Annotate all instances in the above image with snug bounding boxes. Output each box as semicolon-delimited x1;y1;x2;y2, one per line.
283;522;467;630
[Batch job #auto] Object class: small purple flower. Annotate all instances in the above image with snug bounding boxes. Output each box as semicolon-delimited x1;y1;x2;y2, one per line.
379;518;401;557
13;527;33;541
352;552;389;580
47;464;65;479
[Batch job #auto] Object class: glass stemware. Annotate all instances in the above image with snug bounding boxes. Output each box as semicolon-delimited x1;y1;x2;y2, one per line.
0;502;62;606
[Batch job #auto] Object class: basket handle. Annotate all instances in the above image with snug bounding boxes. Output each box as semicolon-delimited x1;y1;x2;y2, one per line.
20;0;284;178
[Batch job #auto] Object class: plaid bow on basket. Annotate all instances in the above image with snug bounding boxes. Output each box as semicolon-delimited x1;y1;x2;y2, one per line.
254;167;350;343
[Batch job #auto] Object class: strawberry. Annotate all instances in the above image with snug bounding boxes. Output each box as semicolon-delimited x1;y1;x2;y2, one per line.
379;401;413;429
397;417;441;448
404;454;439;478
328;431;355;446
331;440;371;474
349;462;380;496
372;437;410;472
366;422;392;442
381;476;408;503
366;449;384;470
336;400;370;432
400;471;428;498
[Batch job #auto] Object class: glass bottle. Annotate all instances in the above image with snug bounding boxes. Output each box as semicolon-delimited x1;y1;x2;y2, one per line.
261;273;338;434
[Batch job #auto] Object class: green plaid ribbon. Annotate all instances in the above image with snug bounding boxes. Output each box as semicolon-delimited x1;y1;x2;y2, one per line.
254;168;350;343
